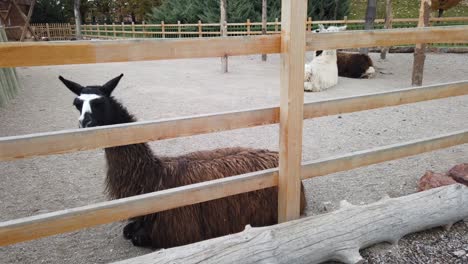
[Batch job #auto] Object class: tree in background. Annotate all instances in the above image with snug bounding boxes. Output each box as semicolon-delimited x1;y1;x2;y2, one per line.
360;0;376;54
148;0;349;23
432;0;462;17
74;0;82;39
31;0;68;23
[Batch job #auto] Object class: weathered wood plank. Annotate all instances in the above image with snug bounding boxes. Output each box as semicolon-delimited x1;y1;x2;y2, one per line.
1;130;466;246
112;184;468;264
302;129;468;179
0;168;278;246
1;26;466;67
278;0;307;222
412;0;431;86
0;81;467;161
306;26;468;51
0;35;281;67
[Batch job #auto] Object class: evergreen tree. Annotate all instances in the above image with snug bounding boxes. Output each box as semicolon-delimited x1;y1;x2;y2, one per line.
148;0;349;23
32;0;68;23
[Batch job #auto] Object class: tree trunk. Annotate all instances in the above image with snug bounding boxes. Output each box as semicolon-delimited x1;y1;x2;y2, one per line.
220;0;228;73
360;0;377;54
114;184;468;264
261;0;267;61
412;0;431;86
380;0;393;60
438;8;444;17
74;0;82;39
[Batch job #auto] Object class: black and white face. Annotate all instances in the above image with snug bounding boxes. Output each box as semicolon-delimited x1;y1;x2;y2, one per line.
73;92;109;128
59;74;124;128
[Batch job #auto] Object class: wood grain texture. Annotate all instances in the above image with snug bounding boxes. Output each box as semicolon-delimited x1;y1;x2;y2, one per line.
113;184;468;264
278;0;307;222
1;130;466;246
0;169;278;246
302;129;468;179
412;0;431;86
0;35;281;67
1;26;466;67
306;26;468;51
1;81;467;161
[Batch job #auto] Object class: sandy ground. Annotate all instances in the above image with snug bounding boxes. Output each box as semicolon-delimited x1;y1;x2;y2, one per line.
0;52;467;264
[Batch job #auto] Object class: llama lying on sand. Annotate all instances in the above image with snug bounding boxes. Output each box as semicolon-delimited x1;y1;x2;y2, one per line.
336;52;376;79
59;74;307;249
304;25;346;92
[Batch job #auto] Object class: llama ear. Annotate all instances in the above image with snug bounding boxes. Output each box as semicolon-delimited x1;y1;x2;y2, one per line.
59;76;83;95
101;74;124;96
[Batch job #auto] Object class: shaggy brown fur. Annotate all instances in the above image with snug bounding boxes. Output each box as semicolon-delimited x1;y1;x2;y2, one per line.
106;143;306;249
337;52;375;79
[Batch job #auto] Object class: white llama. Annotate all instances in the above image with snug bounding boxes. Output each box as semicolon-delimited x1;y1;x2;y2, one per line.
304;25;347;92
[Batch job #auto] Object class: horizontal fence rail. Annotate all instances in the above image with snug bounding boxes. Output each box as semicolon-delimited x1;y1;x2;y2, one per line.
1;26;467;67
0;35;281;67
306;26;468;51
72;16;468;40
1;129;466;246
1;80;467;161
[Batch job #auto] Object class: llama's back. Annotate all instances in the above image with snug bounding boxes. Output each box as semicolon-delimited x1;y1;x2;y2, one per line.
152;147;306;248
337;52;375;79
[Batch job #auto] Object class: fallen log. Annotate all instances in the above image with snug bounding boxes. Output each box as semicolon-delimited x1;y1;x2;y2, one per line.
114;184;468;264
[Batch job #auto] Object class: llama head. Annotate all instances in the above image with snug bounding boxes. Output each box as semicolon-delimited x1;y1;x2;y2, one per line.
59;74;125;128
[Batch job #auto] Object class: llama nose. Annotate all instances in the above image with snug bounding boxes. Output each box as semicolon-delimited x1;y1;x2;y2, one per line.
79;113;93;128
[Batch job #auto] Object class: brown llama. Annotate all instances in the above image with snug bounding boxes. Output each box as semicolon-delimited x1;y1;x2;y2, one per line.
337;52;376;79
58;74;307;249
313;51;376;79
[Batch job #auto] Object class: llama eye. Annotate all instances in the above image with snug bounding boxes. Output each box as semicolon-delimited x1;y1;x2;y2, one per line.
73;99;83;110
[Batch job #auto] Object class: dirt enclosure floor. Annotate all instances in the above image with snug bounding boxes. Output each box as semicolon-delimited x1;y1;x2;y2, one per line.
0;52;467;264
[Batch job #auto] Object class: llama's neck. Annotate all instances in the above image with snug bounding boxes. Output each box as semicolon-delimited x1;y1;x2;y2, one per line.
103;101;164;199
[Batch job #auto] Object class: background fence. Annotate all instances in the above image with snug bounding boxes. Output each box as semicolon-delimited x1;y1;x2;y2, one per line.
30;16;468;43
30;23;74;41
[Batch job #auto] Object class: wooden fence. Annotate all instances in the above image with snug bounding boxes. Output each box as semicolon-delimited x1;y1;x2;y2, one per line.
80;16;468;40
30;23;74;41
0;3;467;262
27;16;468;41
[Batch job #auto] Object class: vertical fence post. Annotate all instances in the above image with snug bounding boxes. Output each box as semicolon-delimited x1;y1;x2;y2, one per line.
142;21;146;38
412;0;431;86
177;21;181;38
246;19;251;36
121;22;124;38
262;0;268;61
112;23;116;38
104;23;107;38
161;21;165;39
221;21;228;73
220;0;228;72
67;23;72;40
275;17;279;33
198;20;202;38
131;22;135;38
381;0;393;59
97;23;100;38
278;0;307;223
307;17;312;31
46;23;50;39
344;16;348;26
